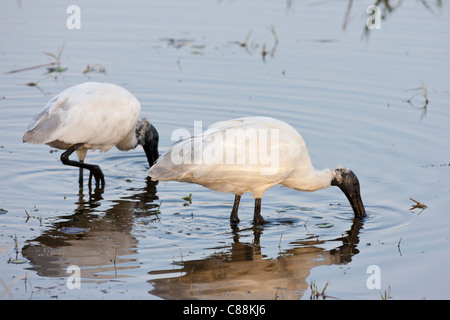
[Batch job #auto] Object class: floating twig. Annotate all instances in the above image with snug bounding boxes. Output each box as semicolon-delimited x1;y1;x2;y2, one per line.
409;197;427;209
83;63;107;76
5;62;57;74
24;209;30;222
409;197;427;214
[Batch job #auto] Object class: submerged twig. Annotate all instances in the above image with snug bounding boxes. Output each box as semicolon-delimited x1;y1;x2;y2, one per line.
405;81;429;120
83;63;107;77
234;26;279;62
262;25;279;62
303;217;310;231
380;284;392;300
309;280;338;300
0;273;27;299
342;0;354;31
234;29;253;49
278;233;283;252
160;37;195;49
42;41;66;63
155;201;162;220
6;42;68;90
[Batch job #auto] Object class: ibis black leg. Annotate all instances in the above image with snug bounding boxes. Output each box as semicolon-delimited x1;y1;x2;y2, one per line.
253;198;265;225
60;144;105;188
78;161;84;185
230;194;241;224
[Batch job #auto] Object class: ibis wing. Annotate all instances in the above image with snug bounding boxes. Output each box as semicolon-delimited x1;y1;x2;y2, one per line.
23;82;141;152
22;96;68;144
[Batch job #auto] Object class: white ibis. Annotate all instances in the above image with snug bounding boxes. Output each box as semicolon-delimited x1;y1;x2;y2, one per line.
148;116;365;224
23;82;159;188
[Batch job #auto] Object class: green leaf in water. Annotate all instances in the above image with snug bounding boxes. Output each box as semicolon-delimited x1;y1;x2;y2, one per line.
9;258;26;264
46;67;68;73
182;194;192;204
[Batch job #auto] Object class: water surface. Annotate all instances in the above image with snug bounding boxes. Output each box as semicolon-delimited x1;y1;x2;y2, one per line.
1;0;450;300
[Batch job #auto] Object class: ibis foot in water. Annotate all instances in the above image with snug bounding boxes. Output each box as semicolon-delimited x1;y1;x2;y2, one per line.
60;143;105;188
229;195;265;225
87;165;105;189
253;198;265;225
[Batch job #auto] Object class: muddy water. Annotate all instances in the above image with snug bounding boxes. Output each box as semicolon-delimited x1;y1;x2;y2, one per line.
1;0;449;300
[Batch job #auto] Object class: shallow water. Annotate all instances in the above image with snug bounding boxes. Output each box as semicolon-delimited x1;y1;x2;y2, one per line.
1;0;450;300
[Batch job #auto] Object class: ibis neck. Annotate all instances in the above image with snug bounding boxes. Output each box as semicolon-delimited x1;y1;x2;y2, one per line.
283;167;334;192
142;142;159;167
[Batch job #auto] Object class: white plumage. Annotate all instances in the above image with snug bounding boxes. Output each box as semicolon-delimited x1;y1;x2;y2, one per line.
23;82;159;187
148;117;365;224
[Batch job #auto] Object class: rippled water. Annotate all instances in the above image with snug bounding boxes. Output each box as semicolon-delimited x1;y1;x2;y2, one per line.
1;0;450;300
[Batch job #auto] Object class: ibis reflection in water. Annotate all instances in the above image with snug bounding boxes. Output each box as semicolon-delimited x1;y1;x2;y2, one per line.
23;82;159;188
148;117;365;224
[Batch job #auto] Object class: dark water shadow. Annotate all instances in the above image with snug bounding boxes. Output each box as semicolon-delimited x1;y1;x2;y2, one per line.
21;178;159;281
148;217;364;299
